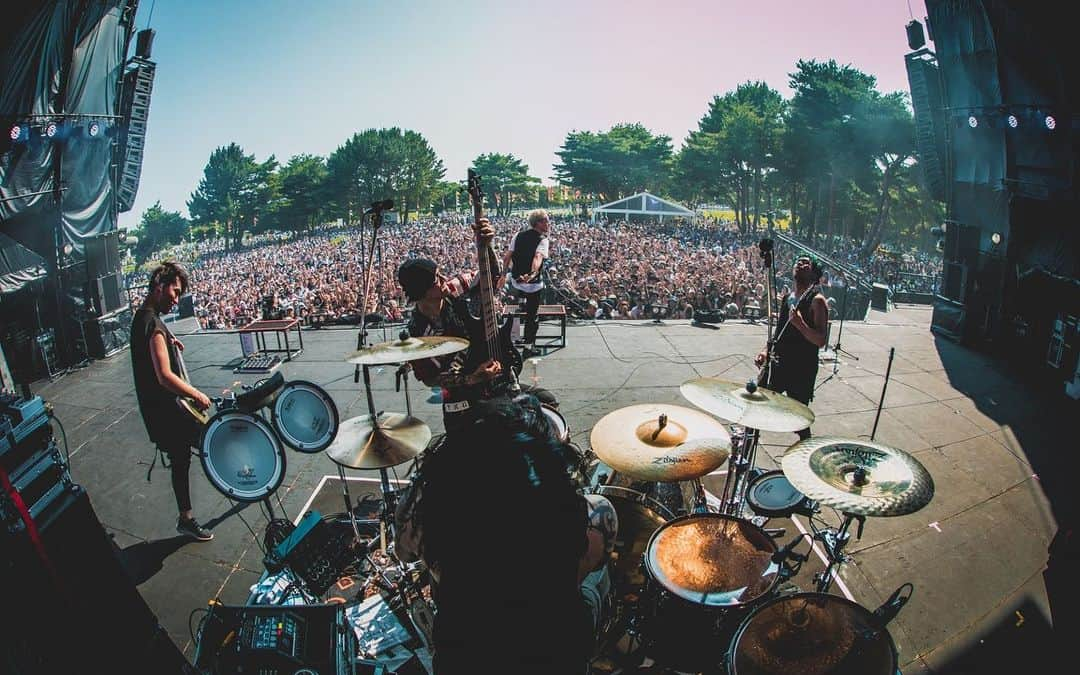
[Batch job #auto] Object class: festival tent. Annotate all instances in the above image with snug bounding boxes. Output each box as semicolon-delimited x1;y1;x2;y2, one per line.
593;192;693;222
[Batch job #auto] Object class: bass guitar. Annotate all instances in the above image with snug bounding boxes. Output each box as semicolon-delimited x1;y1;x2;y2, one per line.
448;169;521;398
170;330;210;426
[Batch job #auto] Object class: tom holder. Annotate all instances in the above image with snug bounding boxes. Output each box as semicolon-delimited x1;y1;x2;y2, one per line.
814;509;866;594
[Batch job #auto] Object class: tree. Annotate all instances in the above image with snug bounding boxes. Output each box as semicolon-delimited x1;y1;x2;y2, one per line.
187;143;277;250
273;154;328;235
326;128;445;225
554;123;673;203
470;153;540;217
131;201;188;262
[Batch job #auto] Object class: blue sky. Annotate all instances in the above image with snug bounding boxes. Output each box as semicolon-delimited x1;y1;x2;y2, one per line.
121;0;920;228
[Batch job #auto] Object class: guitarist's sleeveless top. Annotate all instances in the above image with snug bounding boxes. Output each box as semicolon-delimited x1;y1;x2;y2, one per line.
130;307;188;445
775;288;820;374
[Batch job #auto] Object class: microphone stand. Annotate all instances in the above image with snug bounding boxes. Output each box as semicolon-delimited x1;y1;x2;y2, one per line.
817;283;858;390
353;205;388;384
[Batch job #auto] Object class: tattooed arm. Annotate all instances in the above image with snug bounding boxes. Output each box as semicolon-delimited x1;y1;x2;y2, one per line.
579;493;619;584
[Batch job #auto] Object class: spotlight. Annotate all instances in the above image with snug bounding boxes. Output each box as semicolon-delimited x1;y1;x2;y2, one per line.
991;232;1002;245
1044;115;1056;130
62;242;74;257
1007;114;1019;128
968;115;978;128
87;121;100;137
45;121;58;138
8;124;21;141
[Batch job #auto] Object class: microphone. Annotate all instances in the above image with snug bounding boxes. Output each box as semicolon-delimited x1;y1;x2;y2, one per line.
364;199;394;214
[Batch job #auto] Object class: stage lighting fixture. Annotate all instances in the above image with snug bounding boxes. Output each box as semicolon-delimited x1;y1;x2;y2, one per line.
88;121;100;137
1007;114;1019;128
1044;115;1056;130
45;121;58;138
991;232;1002;245
967;115;978;128
62;242;74;257
9;124;21;141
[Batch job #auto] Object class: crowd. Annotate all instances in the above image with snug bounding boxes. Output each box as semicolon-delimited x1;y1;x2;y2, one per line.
134;215;942;329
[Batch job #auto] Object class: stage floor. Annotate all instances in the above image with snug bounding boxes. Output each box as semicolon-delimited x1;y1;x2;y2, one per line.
30;306;1072;673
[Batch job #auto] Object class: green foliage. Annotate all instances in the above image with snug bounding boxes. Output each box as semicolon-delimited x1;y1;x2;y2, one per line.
469;153;540;217
187;142;278;251
273;154;329;234
131;201;189;262
554;123;673;202
325;127;445;225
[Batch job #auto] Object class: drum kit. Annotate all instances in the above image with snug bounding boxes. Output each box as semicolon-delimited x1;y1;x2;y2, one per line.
191;325;934;674
585;377;934;674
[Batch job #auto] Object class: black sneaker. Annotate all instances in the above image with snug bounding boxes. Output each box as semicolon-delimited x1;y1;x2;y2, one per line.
177;517;214;541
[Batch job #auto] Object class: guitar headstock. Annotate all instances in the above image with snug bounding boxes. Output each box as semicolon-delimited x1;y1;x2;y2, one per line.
467;169;484;221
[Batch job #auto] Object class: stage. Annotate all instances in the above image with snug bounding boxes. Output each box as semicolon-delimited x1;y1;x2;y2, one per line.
29;306;1070;673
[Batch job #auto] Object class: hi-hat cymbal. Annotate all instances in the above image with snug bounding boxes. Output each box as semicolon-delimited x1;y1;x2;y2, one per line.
589;404;731;482
325;413;431;470
344;335;470;366
680;377;815;432
781;437;934;516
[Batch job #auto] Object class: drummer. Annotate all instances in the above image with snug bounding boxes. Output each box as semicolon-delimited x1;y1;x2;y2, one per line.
394;395;617;674
396;218;558;410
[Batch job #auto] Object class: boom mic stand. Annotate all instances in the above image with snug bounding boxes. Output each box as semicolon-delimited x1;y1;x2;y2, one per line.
353;200;392;384
816;283;859;391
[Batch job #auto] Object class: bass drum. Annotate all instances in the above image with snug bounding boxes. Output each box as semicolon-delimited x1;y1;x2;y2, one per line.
201;411;286;502
728;592;899;675
271;380;339;453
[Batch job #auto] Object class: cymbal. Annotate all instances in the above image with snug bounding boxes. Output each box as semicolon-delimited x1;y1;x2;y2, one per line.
781;437;934;516
325;413;431;470
680;377;815;432
589;404;731;482
344;335;470;366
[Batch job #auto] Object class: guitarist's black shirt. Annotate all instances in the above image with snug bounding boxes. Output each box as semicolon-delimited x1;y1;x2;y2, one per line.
775;288;820;375
131;307;187;446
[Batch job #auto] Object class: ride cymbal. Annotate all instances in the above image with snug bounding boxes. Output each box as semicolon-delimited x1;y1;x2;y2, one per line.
681;377;815;433
344;335;470;366
781;437;934;516
325;413;431;470
589;404;731;482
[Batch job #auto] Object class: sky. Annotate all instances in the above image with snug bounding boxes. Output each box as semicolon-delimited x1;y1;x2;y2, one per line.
120;0;923;229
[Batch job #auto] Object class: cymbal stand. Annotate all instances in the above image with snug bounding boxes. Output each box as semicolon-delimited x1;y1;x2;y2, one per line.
718;417;761;518
814;509;866;593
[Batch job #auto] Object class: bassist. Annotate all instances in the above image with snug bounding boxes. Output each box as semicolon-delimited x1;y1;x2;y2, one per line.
130;261;214;541
755;255;829;440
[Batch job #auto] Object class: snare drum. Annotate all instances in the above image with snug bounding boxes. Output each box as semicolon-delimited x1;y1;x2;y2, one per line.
200;411;286;502
271;380;339;453
746;469;809;519
641;513;781;671
728;592;899;674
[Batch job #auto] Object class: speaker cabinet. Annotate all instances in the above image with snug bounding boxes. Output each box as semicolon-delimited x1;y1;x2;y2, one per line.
91;271;126;317
178;294;195;318
871;283;890;311
85;230;121;279
84;307;132;359
1;488;191;673
136;28;155;59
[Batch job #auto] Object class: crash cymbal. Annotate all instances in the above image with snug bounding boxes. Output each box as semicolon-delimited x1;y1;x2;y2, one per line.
589;404;731;482
680;377;815;433
325;412;431;470
344;335;470;366
731;592;897;674
781;437;934;516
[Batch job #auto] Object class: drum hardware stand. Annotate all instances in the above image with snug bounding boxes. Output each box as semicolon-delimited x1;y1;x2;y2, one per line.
870;347;895;441
817;284;859;390
394;359;413;418
814;508;866;594
719;418;762;518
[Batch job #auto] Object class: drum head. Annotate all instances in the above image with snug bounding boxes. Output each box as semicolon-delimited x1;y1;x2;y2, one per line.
201;411;286;502
747;470;806;518
729;592;898;675
645;513;780;607
271;381;339;453
541;404;569;442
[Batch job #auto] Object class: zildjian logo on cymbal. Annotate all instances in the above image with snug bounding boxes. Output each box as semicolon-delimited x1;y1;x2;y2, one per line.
652;455;691;465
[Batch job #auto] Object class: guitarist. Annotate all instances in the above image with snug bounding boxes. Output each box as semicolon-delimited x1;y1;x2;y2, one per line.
397;219;557;427
130;261;214;541
755;255;829;440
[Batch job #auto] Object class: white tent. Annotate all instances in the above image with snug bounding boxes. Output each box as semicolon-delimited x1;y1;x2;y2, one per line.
593;192;694;222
